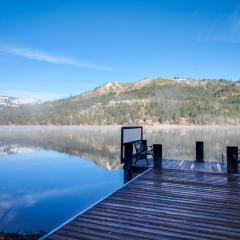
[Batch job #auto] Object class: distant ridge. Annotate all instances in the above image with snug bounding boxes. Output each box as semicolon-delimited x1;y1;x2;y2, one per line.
0;96;40;108
0;77;239;125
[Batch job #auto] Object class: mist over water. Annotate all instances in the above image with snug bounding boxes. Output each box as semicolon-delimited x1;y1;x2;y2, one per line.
144;125;240;162
1;125;238;163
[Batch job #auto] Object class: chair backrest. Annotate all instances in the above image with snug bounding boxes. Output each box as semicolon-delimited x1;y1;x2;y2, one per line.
121;126;143;163
134;140;146;154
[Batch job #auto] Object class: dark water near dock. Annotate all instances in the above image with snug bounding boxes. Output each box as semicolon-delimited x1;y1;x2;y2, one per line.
0;126;239;234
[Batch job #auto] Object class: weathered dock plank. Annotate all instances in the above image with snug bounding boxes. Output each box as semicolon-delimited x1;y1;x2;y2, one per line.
133;159;226;174
44;166;240;240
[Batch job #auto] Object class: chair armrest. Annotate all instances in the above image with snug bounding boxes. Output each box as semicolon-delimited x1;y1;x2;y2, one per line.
147;145;153;150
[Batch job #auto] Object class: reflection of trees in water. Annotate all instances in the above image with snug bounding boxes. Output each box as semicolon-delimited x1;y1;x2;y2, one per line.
0;144;39;156
0;126;239;169
0;126;122;170
144;126;240;162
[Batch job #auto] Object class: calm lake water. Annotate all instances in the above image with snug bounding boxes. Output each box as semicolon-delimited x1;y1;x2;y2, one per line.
0;125;239;234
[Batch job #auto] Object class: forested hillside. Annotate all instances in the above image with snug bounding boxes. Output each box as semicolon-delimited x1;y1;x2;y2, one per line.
0;78;240;125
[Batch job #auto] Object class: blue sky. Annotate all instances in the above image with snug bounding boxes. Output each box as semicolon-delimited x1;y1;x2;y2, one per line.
0;0;240;100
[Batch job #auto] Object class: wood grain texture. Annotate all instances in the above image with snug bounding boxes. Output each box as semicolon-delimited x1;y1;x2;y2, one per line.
133;159;226;174
46;166;240;240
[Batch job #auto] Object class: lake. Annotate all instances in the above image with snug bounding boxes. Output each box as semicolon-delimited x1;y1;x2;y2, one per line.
0;125;239;235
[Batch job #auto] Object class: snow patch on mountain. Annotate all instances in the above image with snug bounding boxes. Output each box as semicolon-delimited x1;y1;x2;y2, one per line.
0;96;40;107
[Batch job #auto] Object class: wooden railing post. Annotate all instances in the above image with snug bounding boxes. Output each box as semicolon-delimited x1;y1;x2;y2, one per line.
123;143;133;183
123;143;133;166
227;146;238;174
196;141;204;162
153;144;162;169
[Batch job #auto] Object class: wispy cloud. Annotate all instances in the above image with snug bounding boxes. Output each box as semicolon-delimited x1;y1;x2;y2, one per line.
231;8;240;31
1;46;117;71
0;180;117;224
195;7;240;45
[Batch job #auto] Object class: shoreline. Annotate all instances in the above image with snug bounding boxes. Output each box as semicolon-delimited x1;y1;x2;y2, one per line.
0;124;239;128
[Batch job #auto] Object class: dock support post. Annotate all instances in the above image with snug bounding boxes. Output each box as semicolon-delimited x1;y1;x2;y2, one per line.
227;146;238;174
123;143;133;182
124;142;133;165
196;141;204;162
153;144;162;169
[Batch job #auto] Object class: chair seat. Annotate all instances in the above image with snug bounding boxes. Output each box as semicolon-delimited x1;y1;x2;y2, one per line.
133;140;153;165
139;150;153;155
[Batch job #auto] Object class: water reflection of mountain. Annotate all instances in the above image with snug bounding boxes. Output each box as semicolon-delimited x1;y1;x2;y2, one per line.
145;126;240;162
0;126;122;170
0;126;239;168
0;144;39;156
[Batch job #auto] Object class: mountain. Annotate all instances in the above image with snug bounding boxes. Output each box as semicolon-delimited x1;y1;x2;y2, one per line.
0;96;40;108
0;77;240;125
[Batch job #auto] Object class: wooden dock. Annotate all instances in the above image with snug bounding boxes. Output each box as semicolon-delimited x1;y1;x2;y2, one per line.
43;160;240;240
133;159;226;174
